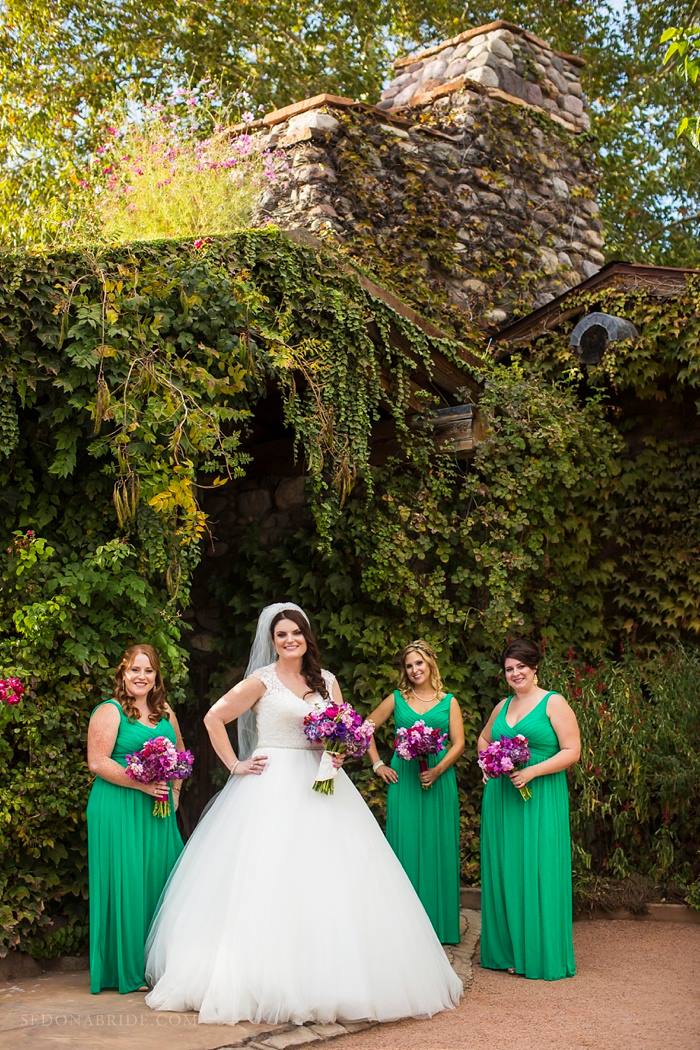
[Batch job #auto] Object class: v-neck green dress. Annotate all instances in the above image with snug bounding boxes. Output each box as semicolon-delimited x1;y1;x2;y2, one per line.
86;699;184;993
480;692;576;980
385;690;461;944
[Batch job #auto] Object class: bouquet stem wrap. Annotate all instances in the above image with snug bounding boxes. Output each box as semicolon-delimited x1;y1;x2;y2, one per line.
314;746;341;795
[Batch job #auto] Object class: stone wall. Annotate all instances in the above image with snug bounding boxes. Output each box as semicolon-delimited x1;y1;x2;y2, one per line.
237;21;604;331
379;20;589;134
187;474;308;658
246;103;602;329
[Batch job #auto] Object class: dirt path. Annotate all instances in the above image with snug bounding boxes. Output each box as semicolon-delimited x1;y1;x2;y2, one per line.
332;920;700;1050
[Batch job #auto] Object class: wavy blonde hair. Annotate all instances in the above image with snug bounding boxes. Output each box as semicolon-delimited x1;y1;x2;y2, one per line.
397;640;443;695
114;644;169;724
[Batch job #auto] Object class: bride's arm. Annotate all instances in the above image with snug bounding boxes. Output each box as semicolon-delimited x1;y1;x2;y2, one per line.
203;677;267;776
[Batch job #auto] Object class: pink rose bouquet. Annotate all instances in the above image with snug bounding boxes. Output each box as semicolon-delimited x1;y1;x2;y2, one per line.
478;734;532;800
125;735;194;816
303;702;375;795
394;720;448;790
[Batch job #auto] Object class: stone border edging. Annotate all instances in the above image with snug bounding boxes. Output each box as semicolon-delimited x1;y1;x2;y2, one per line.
461;886;700;925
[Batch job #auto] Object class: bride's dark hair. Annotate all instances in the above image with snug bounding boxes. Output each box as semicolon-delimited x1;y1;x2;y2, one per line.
270;608;329;700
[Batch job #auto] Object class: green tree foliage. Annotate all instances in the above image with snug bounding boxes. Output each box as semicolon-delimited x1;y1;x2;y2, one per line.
661;23;700;146
1;2;700;262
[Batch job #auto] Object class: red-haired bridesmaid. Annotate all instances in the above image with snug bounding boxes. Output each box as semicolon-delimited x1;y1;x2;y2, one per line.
86;644;184;993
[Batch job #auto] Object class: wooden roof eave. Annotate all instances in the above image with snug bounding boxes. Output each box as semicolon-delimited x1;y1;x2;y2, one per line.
494;261;700;353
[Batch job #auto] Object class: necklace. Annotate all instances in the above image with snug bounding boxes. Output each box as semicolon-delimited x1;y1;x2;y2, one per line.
408;686;440;704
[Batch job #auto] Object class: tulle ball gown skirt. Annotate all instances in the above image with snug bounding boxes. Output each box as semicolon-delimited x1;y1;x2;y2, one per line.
145;747;462;1025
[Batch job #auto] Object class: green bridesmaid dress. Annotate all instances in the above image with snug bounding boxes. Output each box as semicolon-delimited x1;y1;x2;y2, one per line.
480;691;576;980
86;699;184;993
386;690;461;944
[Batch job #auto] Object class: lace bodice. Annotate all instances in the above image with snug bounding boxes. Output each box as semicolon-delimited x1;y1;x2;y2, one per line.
250;664;336;749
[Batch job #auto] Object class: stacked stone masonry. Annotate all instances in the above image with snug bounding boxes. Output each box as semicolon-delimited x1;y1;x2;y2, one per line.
241;21;604;328
379;21;590;134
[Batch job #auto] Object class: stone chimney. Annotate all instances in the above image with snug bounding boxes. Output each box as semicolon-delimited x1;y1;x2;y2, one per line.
378;20;589;134
243;21;605;335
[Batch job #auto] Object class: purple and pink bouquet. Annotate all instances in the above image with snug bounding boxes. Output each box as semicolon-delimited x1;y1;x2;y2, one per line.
394;720;448;790
0;677;25;706
303;702;375;795
125;735;194;817
478;734;532;800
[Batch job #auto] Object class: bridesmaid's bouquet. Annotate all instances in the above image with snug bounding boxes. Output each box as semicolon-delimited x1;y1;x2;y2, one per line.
125;736;194;816
478;735;532;800
394;721;448;790
303;702;375;795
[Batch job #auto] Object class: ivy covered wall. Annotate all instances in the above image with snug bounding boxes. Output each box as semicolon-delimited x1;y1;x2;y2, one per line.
1;233;699;959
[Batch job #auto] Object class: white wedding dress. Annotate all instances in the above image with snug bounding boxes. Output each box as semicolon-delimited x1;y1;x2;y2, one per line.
145;664;462;1025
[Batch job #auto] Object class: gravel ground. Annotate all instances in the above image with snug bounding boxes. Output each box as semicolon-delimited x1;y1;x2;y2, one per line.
332;920;700;1050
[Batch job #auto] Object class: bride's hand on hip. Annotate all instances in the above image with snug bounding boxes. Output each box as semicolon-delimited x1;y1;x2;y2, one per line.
377;764;398;784
234;755;268;776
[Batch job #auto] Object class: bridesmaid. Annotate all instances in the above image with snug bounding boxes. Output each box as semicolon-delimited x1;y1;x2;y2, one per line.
478;638;580;980
367;640;464;943
86;644;184;993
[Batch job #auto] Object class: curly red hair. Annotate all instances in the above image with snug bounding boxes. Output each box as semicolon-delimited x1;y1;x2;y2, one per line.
114;644;169;724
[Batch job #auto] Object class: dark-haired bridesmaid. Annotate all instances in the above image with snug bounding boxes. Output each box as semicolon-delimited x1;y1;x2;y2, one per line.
86;644;184;993
478;639;580;980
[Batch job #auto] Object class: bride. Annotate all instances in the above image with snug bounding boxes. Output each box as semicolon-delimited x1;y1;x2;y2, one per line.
145;603;462;1025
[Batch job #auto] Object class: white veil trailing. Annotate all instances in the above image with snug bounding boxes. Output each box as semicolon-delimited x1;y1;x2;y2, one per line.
236;602;310;760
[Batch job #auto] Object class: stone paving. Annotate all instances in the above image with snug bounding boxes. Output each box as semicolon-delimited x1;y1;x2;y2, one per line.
0;910;480;1050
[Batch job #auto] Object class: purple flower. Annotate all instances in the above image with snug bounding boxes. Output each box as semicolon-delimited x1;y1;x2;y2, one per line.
394;721;447;761
478;735;532;800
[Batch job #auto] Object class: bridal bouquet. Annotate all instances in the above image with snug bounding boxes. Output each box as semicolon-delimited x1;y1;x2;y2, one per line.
478;734;532;800
125;735;195;816
394;721;448;790
303;702;375;795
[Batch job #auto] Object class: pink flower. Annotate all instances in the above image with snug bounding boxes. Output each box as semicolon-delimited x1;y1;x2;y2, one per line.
0;676;25;705
106;126;118;136
78;179;90;190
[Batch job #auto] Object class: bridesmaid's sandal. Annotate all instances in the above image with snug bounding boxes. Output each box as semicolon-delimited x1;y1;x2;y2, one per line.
506;967;516;975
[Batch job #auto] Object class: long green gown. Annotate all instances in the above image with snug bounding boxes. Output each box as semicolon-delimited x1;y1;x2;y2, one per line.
480;691;576;980
386;690;461;944
87;699;184;993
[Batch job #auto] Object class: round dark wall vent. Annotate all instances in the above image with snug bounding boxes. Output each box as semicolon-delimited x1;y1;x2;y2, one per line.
569;312;639;365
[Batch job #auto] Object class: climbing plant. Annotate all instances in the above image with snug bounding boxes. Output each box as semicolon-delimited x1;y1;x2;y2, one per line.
0;228;474;956
521;276;700;645
1;231;698;959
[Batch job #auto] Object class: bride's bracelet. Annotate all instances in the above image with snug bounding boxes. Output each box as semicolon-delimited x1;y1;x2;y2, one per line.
229;759;240;776
372;759;386;772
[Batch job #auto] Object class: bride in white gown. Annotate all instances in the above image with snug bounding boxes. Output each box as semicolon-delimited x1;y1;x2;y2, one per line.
145;603;462;1025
